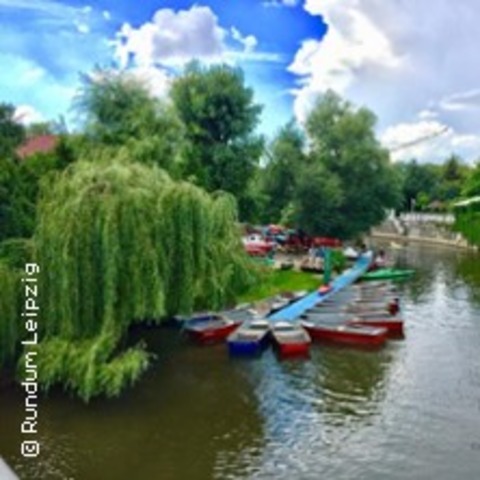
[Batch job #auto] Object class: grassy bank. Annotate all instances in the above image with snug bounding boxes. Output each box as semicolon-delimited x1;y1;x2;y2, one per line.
238;269;321;303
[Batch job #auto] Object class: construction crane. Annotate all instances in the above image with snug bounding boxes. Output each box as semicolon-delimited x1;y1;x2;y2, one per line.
389;125;449;152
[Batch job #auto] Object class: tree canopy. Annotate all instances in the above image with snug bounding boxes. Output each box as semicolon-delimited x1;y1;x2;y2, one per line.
29;159;254;400
292;91;401;238
0;103;25;159
171;62;264;216
76;70;185;173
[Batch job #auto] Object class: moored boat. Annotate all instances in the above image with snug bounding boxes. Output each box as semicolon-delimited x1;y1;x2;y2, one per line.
301;321;388;347
348;315;404;336
227;319;271;356
184;315;241;344
361;268;414;281
270;321;311;358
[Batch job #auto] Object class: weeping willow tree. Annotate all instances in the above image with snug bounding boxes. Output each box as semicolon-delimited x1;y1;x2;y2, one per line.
0;262;21;368
32;160;255;401
0;239;33;370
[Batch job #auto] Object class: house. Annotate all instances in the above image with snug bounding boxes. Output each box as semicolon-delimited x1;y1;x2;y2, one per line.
16;135;58;159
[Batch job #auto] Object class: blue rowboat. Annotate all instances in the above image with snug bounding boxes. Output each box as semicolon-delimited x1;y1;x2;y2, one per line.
227;319;270;357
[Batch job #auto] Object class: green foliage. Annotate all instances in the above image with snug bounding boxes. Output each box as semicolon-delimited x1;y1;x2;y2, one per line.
0;262;21;367
453;209;480;246
292;161;344;234
297;91;401;238
0;238;33;269
463;161;480;198
395;160;441;210
261;121;306;222
31;334;150;402
239;268;320;303
32;159;255;400
76;70;185;173
0;136;79;242
171;62;264;214
0;103;25;159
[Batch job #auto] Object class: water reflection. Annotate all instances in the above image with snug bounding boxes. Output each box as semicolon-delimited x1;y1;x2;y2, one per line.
2;244;480;479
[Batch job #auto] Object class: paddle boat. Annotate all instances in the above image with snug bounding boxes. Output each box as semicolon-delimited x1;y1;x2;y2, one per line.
270;321;311;358
184;314;242;344
301;320;388;348
227;319;271;356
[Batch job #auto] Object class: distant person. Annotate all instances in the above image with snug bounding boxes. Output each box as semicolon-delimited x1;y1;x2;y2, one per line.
374;249;387;268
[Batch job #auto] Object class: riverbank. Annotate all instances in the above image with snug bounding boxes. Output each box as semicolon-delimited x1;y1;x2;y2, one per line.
370;231;478;251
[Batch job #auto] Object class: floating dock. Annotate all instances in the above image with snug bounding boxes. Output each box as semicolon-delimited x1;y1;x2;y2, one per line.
268;253;373;322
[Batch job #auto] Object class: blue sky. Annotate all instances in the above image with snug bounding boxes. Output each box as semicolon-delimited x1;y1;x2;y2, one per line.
0;0;324;138
2;0;480;163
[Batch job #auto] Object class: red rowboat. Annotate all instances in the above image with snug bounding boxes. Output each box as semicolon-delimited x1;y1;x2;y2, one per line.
270;322;311;358
184;315;241;344
348;315;404;336
301;321;388;348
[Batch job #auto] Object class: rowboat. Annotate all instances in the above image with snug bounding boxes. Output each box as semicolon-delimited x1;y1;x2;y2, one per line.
270;322;311;358
312;298;400;315
348;315;404;336
184;315;241;344
301;320;388;347
227;319;271;356
361;268;414;281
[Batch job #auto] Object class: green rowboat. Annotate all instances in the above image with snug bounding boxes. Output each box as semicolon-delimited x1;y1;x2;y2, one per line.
361;268;414;281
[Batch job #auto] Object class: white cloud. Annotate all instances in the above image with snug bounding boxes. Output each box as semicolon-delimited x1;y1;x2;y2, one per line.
231;27;257;53
263;0;298;7
126;66;172;99
75;21;90;34
381;119;480;163
113;6;282;70
114;6;227;68
14;104;45;125
0;0;77;17
292;0;480;162
289;0;401;122
103;10;111;21
439;89;480;112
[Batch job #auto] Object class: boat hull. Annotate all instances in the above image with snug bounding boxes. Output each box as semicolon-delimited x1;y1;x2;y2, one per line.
348;318;404;336
227;334;269;356
185;319;241;344
271;327;311;358
302;322;387;347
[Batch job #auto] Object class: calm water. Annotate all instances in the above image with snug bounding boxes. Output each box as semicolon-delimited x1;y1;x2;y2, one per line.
1;243;480;479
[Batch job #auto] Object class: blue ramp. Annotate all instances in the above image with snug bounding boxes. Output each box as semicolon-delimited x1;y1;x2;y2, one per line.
269;253;373;322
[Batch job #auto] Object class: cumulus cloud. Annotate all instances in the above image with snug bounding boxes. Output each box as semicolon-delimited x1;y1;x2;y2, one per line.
231;27;257;53
291;0;480;163
114;6;227;68
14;104;45;124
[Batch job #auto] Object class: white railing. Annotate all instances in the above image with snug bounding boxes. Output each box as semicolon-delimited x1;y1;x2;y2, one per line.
399;213;455;225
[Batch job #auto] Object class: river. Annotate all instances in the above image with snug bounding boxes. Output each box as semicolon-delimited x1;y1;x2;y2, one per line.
1;243;480;479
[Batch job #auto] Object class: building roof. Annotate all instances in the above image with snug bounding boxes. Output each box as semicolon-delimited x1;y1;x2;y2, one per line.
16;135;58;159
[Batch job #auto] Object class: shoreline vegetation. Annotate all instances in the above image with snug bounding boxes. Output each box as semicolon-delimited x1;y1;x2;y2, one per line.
1;64;479;401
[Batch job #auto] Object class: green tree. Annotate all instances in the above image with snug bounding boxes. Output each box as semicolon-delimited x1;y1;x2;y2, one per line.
0;103;25;159
171;62;264;217
463;160;480;197
299;90;401;238
26;159;255;401
261;121;306;222
395;160;441;211
292;161;343;234
76;70;184;173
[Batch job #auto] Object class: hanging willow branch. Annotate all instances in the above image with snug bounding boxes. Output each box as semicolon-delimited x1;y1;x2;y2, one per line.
0;262;21;367
31;159;255;400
